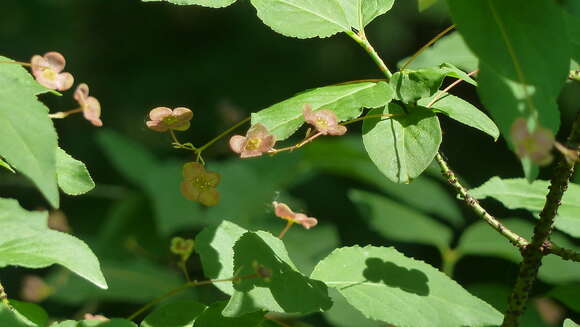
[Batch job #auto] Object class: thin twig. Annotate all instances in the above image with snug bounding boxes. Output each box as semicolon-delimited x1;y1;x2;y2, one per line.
502;112;580;327
48;108;82;119
278;220;294;239
196;116;251;153
348;31;393;80
401;25;456;71
426;69;479;108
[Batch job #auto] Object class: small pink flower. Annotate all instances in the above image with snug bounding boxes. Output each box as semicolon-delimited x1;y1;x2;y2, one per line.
20;275;52;302
74;83;102;127
511;118;555;165
180;162;220;206
229;123;276;158
272;201;318;229
303;104;347;136
30;52;74;91
146;107;193;132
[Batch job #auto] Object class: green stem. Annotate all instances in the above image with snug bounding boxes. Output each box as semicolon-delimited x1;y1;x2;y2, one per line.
502;112;580;327
277;220;294;239
546;242;580;262
196;116;251;154
48;108;82;119
127;273;259;321
401;25;456;71
0;280;10;307
341;113;398;126
348;32;392;80
441;248;461;277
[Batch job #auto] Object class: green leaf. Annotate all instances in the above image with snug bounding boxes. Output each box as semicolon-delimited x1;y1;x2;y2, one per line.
565;319;580;327
142;300;207;327
0;56;59;207
391;68;446;104
196;220;248;296
0;220;107;289
439;63;477;86
349;189;452;250
223;231;332;316
362;103;442;184
0;304;36;327
311;246;502;327
56;147;95;196
470;177;580;238
565;13;580;63
447;0;570;179
418;93;499;140
323;289;383;327
9;300;47;327
47;259;181;304
0;197;47;228
304;137;464;227
142;0;237;8
549;283;580;313
79;319;138;327
252;81;393;141
193;302;264;327
418;0;438;11
249;0;394;39
398;32;478;72
0;157;15;173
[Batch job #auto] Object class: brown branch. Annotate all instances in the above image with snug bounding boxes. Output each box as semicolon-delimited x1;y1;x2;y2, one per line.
502;112;580;327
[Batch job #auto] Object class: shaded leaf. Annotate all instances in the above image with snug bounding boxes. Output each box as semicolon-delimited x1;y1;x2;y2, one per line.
565;319;580;327
311;246;502;327
9;300;48;327
470;177;580;238
391;68;445;104
323;289;383;327
249;0;394;39
142;300;207;327
0;56;59;207
0;304;36;327
193;302;264;327
419;93;499;140
549;283;580;313
223;231;332;316
252;82;393;140
418;0;438;11
362;103;442;184
56;147;95;196
349;189;452;250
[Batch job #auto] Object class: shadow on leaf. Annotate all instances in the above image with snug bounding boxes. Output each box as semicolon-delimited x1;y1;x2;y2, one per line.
362;257;429;296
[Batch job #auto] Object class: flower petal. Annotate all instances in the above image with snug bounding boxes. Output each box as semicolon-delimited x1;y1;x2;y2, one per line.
295;215;318;229
229;135;246;154
182;162;205;180
55;72;74;91
204;171;221;187
83;97;102;127
328;125;347;136
173;107;193;122
510;118;530;143
146;120;169;132
199;188;220;206
180;180;201;201
74;83;90;103
171;121;191;131
44;52;67;72
149;107;173;121
273;201;295;220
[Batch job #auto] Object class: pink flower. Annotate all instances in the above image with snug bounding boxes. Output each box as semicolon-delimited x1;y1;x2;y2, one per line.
180;162;220;206
83;314;109;321
74;83;102;127
303;104;347;136
511;118;555;165
229;123;276;158
20;275;52;302
30;52;74;91
272;201;318;229
146;107;193;132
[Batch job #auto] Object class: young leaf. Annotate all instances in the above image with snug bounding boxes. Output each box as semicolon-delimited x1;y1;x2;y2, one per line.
56;147;95;196
193;302;264;327
142;300;207;327
196;220;248;296
252;81;393;141
0;56;59;208
249;0;394;39
311;246;502;327
223;231;332;317
398;32;478;72
323;289;383;327
447;0;570;180
362;103;442;184
0;304;36;327
142;0;237;8
470;177;580;238
565;319;580;327
349;189;453;250
390;68;446;104
418;93;499;140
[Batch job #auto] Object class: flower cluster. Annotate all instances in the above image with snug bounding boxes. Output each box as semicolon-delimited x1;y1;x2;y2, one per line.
510;118;555;165
146;107;194;132
273;201;318;230
180;162;220;206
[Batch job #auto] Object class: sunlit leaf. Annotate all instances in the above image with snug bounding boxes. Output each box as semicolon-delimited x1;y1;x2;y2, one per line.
193;302;264;327
0;56;59;207
252;81;393;140
249;0;394;39
565;319;580;327
56;147;95;196
362;103;442;184
142;0;237;8
0;197;47;228
311;246;502;327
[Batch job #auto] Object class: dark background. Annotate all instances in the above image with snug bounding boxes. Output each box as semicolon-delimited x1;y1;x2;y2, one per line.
1;0;579;326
